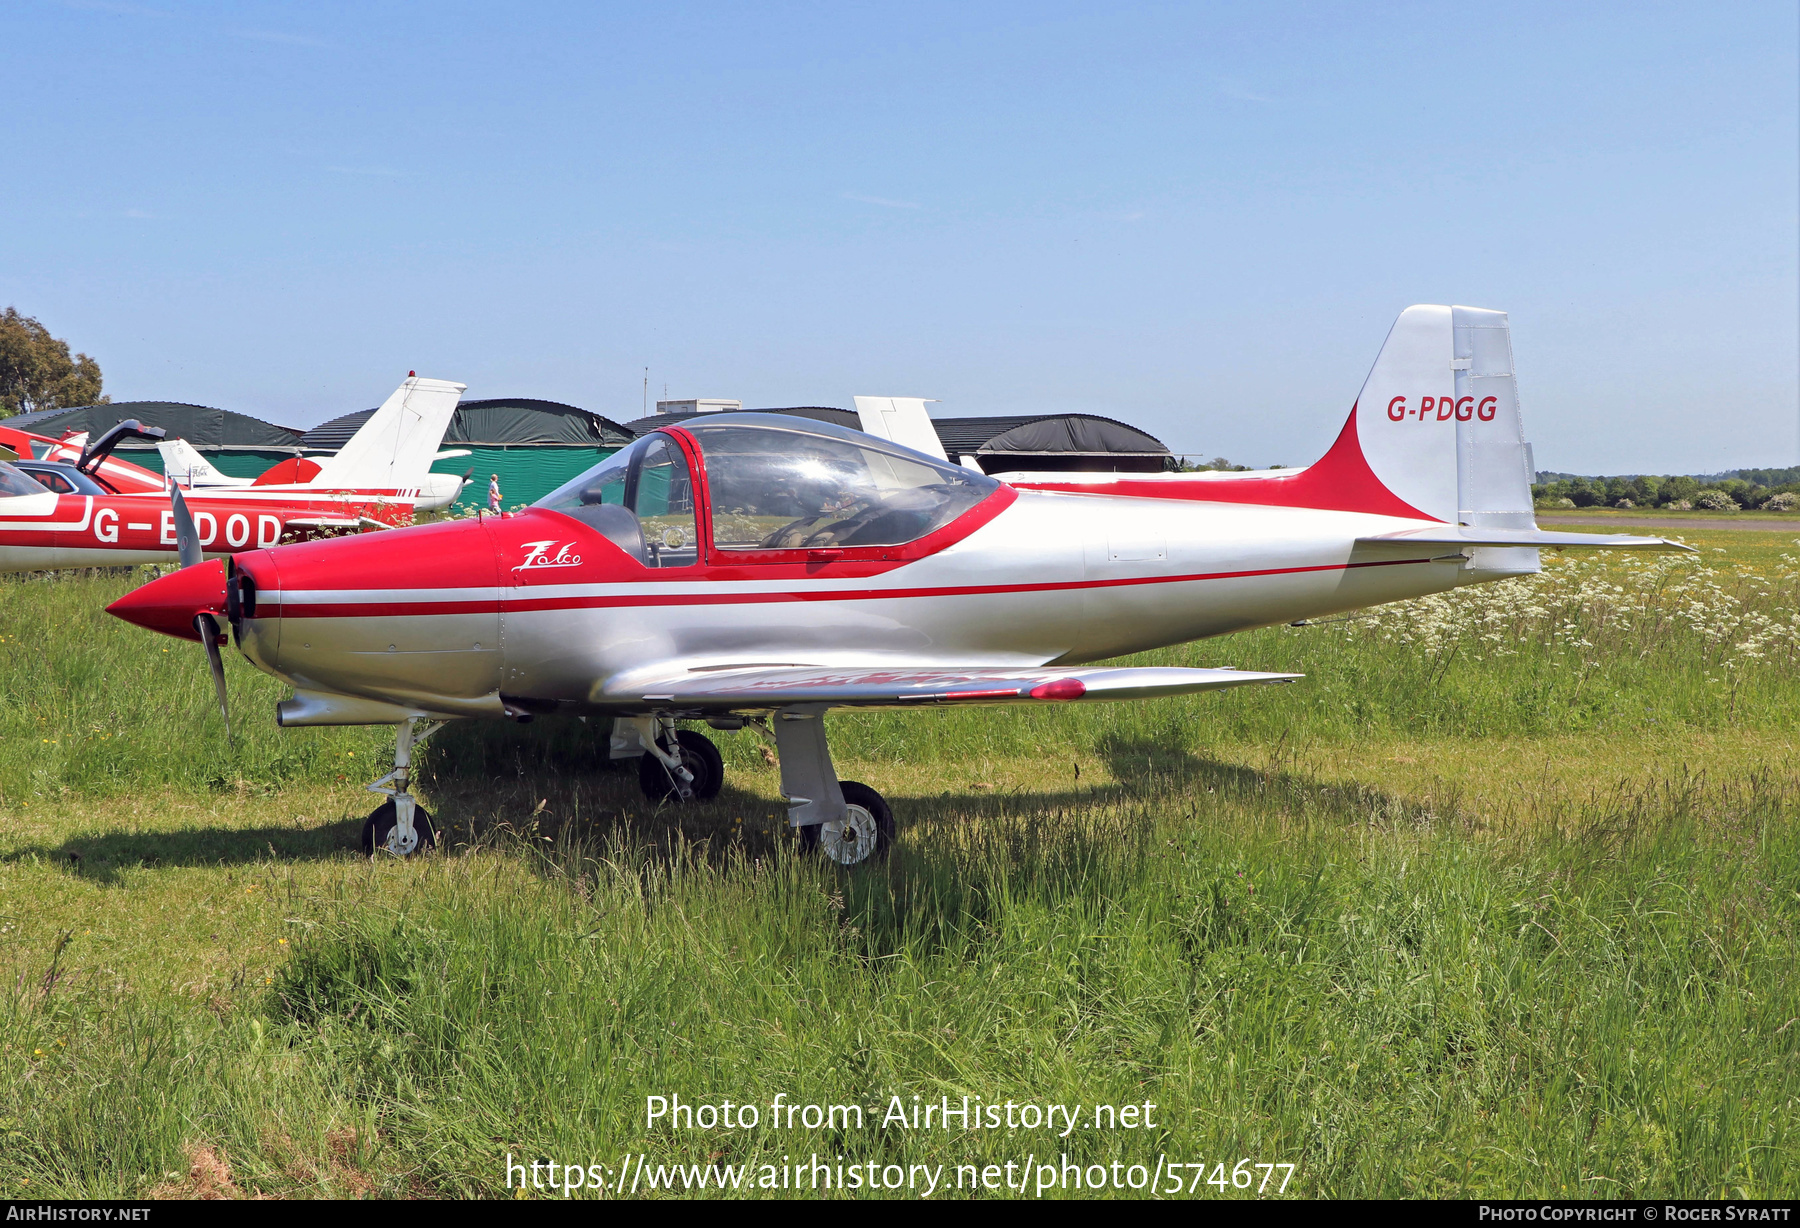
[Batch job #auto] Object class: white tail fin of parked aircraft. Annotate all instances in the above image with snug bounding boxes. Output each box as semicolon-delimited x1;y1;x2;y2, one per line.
310;376;468;494
853;396;948;462
158;438;253;487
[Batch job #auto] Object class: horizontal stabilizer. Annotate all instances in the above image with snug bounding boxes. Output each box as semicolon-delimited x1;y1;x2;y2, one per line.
1359;527;1694;552
605;664;1300;709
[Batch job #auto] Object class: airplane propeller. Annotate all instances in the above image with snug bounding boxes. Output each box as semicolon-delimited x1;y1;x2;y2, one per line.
169;485;231;739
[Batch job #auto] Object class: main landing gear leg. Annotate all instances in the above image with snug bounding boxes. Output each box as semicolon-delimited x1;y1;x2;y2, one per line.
362;717;445;856
775;706;894;866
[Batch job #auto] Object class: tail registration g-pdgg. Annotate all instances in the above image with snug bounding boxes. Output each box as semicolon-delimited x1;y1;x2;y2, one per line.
108;307;1688;864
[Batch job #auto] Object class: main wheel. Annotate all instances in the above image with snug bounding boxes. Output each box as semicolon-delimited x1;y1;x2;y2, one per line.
799;781;894;866
361;800;437;856
637;729;724;803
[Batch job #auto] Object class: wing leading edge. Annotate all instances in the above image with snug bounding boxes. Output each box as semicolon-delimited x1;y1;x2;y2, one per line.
606;664;1300;710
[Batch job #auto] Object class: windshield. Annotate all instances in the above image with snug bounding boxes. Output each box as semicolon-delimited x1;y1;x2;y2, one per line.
534;435;698;567
687;417;998;550
0;460;47;498
537;439;639;512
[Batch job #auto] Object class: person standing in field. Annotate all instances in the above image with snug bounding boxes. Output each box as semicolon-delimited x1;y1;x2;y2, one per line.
488;473;501;512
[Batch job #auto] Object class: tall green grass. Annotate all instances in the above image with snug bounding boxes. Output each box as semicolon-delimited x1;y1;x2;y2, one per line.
3;540;1798;1198
5;762;1797;1197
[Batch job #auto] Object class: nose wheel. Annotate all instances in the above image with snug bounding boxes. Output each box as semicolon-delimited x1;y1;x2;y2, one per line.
362;799;437;856
638;727;724;803
360;717;445;857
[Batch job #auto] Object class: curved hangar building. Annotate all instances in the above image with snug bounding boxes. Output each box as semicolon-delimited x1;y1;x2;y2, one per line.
625;405;1174;475
9;396;1170;502
1;401;306;476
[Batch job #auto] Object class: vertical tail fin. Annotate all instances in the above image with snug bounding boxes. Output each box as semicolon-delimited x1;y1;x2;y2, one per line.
157;438;249;487
853;396;949;461
1349;304;1534;527
310;376;467;495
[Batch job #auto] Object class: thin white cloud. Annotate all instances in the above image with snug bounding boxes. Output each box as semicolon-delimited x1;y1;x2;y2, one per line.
842;192;921;210
233;29;329;47
122;208;154;219
326;165;402;178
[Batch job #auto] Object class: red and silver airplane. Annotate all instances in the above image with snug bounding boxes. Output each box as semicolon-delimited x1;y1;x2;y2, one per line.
107;306;1686;864
0;376;467;572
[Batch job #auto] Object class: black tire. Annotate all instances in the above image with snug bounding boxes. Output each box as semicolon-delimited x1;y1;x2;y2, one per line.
361;800;436;856
637;729;724;803
799;780;895;865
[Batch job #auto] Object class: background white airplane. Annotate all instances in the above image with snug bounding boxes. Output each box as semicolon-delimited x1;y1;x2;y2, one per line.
157;437;474;512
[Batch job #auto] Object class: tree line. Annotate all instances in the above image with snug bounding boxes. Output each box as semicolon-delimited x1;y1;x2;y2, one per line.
1532;470;1800;512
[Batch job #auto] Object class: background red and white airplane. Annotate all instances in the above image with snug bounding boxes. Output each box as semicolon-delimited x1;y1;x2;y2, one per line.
155;437;473;513
108;306;1687;863
0;375;466;572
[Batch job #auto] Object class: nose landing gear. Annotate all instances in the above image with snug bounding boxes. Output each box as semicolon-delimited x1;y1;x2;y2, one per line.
637;723;724;803
361;716;445;856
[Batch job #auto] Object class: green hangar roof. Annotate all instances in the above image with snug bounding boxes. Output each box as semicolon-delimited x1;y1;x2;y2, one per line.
2;402;304;451
300;398;635;449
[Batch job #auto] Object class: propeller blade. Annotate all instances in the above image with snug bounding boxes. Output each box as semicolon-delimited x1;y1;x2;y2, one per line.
170;484;203;569
194;612;231;739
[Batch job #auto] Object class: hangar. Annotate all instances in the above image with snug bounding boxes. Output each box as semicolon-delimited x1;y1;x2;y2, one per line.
930;413;1172;474
300;398;636;511
6;396;1172;504
0;401;305;477
625;405;1175;474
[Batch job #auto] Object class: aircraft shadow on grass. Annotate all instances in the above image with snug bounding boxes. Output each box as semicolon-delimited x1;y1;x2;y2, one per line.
13;729;1449;885
898;736;1461;838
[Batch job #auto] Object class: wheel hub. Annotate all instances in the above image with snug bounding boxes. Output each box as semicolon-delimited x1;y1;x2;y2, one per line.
818;804;879;865
382;824;419;856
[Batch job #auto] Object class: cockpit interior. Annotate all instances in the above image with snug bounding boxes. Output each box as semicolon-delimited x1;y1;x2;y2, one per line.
535;414;1000;566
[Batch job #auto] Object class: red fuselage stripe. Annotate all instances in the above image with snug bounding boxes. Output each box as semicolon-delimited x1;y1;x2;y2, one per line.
256;556;1431;619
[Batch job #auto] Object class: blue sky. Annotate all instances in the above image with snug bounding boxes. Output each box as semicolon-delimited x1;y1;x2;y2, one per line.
4;1;1795;472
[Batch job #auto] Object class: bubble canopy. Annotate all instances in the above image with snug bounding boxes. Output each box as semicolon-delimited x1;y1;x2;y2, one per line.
536;413;999;558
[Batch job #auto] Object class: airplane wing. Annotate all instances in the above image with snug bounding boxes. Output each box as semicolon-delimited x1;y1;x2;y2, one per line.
602;664;1299;710
1357;526;1694;552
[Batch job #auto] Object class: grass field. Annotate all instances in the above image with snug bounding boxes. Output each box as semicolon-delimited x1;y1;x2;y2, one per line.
2;527;1798;1198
